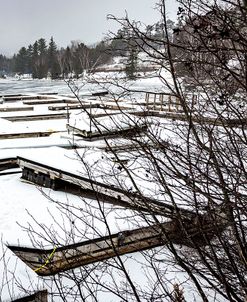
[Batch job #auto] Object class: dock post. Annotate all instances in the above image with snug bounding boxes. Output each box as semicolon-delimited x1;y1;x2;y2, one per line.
153;93;157;110
168;95;171;112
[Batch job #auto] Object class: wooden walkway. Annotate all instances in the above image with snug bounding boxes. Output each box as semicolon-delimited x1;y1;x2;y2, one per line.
0;131;60;139
133;111;247;127
2;95;55;102
17;156;195;219
23;99;76;105
0;157;18;171
67;123;147;141
0;106;34;112
0;94;22;98
8;214;221;276
7;221;184;276
48;103;108;111
4;113;68;122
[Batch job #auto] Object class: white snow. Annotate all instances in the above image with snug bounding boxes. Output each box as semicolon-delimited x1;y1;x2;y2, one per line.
0;78;226;302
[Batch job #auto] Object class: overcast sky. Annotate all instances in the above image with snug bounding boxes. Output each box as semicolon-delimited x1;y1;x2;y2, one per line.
0;0;177;56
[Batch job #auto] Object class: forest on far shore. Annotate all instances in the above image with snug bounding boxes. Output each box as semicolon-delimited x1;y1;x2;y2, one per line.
0;20;174;79
0;37;111;79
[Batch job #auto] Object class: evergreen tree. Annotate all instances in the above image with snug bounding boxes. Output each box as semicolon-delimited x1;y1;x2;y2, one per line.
91;41;111;69
71;42;89;77
0;54;12;75
31;41;39;78
125;46;138;80
14;47;29;74
63;46;73;77
37;38;48;78
26;44;33;74
48;37;60;79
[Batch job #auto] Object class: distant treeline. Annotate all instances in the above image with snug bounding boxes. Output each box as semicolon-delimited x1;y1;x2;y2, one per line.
0;37;111;79
0;21;174;79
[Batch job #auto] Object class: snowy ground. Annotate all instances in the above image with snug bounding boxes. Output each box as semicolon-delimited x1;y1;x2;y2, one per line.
0;77;223;301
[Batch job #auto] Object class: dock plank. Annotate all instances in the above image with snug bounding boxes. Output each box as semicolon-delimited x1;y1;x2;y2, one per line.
17;156;195;219
0;106;34;112
8;214;219;276
23;99;77;105
4;113;68;122
0;131;60;139
8;222;176;275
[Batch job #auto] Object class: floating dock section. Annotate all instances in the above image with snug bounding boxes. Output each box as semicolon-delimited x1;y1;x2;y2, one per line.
8;214;219;276
0;157;18;171
67;123;147;140
0;106;34;112
0;131;60;139
4;113;68;122
7;221;183;276
17;156;194;219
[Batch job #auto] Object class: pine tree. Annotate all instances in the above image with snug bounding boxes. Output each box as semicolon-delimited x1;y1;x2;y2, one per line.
26;44;33;74
48;37;60;79
31;41;39;78
0;54;11;76
71;42;90;77
125;46;137;80
63;46;73;77
37;38;48;78
14;47;29;74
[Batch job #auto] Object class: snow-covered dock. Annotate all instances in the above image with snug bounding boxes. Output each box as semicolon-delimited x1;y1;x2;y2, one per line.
0;157;18;171
0;106;34;112
17;154;190;218
8;221;177;276
4;113;68;122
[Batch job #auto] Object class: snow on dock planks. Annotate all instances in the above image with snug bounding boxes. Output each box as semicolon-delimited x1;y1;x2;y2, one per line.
17;156;195;219
2;95;56;102
48;103;124;111
132;111;247;127
0;106;34;112
0;131;60;139
66;124;148;141
0;94;23;98
7;221;181;276
0;157;18;171
4;113;68;122
23;99;77;105
8;216;221;276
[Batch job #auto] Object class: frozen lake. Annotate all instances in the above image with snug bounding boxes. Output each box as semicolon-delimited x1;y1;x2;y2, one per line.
0;78;109;96
0;78;71;94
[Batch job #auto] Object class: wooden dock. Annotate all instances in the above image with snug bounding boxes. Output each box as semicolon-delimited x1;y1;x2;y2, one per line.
23;99;76;105
7;221;181;276
67;123;148;141
48;103;106;111
0;157;18;171
4;113;68;122
132;111;247;127
0;106;34;112
8;214;220;276
0;131;60;139
2;95;55;102
0;94;22;98
17;156;195;219
90;112;123;118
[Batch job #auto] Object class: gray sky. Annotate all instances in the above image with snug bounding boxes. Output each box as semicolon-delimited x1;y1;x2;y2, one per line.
0;0;177;56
